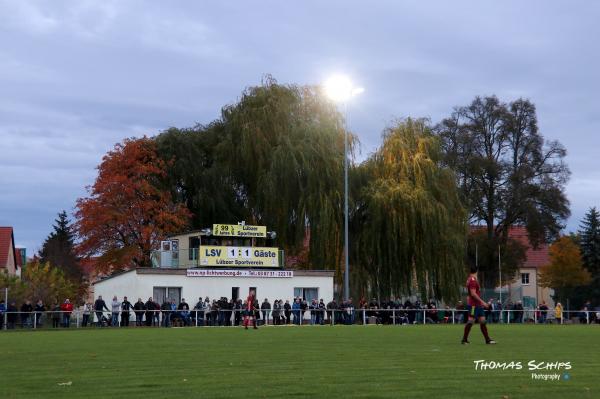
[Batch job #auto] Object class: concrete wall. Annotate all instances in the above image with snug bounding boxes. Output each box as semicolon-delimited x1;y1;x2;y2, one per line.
94;269;334;305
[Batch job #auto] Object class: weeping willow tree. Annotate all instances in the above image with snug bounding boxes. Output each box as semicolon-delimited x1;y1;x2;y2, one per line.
352;118;467;301
217;76;351;271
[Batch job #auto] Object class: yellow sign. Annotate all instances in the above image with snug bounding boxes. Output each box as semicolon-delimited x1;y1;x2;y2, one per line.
212;224;267;238
199;246;279;267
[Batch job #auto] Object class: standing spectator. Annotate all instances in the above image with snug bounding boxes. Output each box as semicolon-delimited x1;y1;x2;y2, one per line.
283;300;291;324
133;298;145;326
194;297;205;326
514;301;524;323
34;299;45;328
121;296;133;327
7;301;18;329
318;299;326;325
21;300;33;328
82;302;92;327
51;302;61;328
178;298;191;326
233;299;242;326
144;297;156;326
161;298;172;327
226;298;234;326
272;300;281;325
309;299;318;325
583;300;593;323
326;299;337;325
359;297;368;324
261;298;271;326
110;296;120;327
210;300;219;326
153;298;161;326
61;299;74;327
300;298;308;321
555;302;563;324
539;301;549;324
95;295;109;327
292;298;301;325
0;299;5;330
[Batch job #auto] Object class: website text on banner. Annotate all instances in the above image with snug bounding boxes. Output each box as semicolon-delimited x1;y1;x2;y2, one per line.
186;269;293;278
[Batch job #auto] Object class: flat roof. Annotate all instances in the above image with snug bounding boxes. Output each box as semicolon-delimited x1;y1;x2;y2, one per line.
94;267;334;284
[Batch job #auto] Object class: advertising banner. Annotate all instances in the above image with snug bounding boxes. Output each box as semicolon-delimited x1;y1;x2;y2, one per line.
199;245;279;267
212;224;267;238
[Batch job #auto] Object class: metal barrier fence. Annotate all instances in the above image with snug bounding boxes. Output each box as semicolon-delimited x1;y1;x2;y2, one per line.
1;308;598;330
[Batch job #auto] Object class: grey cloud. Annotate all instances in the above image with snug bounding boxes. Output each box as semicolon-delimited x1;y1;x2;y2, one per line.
1;0;599;250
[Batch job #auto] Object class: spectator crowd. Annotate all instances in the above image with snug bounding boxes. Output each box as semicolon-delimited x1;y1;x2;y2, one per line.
1;296;598;329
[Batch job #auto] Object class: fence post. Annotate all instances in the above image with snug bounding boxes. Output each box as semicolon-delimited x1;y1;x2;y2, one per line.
423;309;426;324
393;309;396;325
362;309;366;325
534;310;537;324
33;312;37;329
451;310;455;324
332;310;335;326
507;310;510;324
76;311;80;328
586;311;590;324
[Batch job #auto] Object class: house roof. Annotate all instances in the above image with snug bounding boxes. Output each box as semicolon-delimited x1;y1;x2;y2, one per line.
0;227;17;269
471;225;550;269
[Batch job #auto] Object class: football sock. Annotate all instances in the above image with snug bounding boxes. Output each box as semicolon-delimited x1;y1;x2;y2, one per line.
463;322;472;341
480;323;490;341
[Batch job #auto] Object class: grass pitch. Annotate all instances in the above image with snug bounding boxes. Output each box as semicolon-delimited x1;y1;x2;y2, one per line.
0;324;598;398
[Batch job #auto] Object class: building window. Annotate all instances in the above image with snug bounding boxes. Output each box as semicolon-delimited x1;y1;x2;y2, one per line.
521;273;530;285
153;287;182;304
294;287;319;302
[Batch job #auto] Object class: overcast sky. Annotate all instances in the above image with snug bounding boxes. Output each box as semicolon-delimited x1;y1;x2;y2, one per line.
1;1;599;252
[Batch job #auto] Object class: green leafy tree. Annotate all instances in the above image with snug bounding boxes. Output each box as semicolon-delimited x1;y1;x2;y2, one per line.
39;211;81;281
436;96;570;287
155;125;248;229
157;77;349;271
575;207;600;306
351;118;466;301
578;207;600;275
0;261;78;306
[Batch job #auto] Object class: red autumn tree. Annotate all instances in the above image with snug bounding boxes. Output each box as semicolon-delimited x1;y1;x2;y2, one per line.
75;137;190;272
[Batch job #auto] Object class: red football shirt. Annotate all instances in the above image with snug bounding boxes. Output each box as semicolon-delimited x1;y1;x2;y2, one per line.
466;276;480;307
246;295;254;311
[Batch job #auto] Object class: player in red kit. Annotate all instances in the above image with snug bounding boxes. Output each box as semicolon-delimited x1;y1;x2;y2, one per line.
462;266;496;345
243;290;258;330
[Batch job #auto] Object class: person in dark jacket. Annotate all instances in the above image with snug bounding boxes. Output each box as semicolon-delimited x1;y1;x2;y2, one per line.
160;299;171;327
144;297;156;326
121;296;134;327
261;299;271;326
51;302;61;328
233;299;242;326
20;300;33;328
283;300;292;324
178;298;191;326
94;295;109;327
7;301;18;329
133;298;145;326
